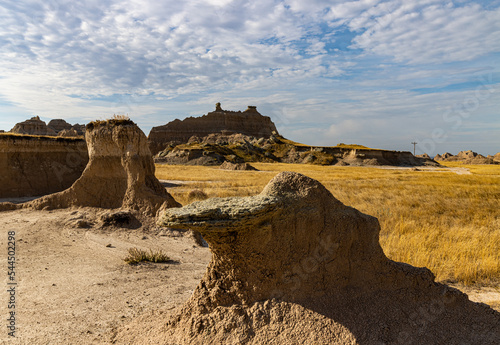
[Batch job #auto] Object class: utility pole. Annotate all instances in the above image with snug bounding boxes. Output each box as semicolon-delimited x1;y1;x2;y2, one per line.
411;142;417;156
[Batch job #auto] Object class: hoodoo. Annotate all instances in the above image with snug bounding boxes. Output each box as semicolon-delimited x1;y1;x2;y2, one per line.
1;119;179;215
144;172;500;344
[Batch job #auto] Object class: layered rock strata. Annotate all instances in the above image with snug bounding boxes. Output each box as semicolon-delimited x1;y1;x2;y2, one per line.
152;172;500;344
1;120;179;215
148;104;278;154
0;134;88;198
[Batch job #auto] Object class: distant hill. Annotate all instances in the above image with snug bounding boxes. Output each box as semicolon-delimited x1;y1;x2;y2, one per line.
9;116;85;137
148;103;277;155
149;104;437;167
154;132;438;167
434;150;499;165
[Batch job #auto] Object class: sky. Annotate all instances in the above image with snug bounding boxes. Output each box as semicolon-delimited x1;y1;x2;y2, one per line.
0;0;499;156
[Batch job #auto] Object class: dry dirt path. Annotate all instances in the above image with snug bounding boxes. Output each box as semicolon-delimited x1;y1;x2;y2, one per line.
0;208;210;345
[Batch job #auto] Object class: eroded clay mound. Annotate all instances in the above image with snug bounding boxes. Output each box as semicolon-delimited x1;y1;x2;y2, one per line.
142;171;500;345
18;119;179;215
219;161;257;171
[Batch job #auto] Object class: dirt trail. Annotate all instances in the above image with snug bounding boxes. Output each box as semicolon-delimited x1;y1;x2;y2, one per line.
0;208;210;345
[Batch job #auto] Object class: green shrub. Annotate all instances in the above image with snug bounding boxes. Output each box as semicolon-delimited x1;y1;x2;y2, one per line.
124;247;170;265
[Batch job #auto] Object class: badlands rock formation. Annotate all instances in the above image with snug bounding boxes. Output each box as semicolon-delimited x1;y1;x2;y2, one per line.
148;103;278;154
490;152;500;163
0;134;88;198
1;119;179;215
435;150;498;164
10;116;85;137
219;161;257;171
10;116;53;135
156;132;439;167
154;172;500;344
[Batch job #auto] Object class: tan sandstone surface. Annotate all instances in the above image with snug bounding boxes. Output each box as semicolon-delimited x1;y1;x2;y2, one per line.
0;207;209;345
434;150;499;164
0;118;195;345
0;134;88;198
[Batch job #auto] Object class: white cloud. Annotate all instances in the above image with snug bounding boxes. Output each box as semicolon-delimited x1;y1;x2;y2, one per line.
348;1;500;64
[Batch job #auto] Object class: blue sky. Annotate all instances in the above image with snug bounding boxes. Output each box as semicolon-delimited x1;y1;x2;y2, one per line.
0;0;499;156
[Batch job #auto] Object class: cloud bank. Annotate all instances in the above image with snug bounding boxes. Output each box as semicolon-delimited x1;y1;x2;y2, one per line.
0;0;499;154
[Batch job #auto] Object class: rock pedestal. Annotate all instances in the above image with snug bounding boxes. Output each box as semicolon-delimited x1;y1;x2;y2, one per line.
23;119;179;215
154;172;500;344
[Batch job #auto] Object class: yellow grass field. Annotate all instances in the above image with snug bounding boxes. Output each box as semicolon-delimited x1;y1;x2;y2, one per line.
156;162;500;286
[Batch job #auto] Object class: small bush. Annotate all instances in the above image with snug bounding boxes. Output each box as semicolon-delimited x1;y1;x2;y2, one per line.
124;247;170;265
187;189;209;203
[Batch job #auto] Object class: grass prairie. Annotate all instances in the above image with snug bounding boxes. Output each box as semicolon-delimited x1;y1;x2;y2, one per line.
156;162;500;286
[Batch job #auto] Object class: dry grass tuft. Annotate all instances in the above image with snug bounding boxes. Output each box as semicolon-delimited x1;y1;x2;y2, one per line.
124;247;170;265
187;189;209;203
156;162;500;286
86;115;133;130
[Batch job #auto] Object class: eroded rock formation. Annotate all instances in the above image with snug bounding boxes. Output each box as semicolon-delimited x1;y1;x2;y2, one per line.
488;152;500;163
10;117;85;137
434;150;498;164
219;161;257;171
47;119;73;133
151;172;500;344
10;116;52;136
1;119;179;215
148;104;278;154
156;132;439;167
0;134;88;198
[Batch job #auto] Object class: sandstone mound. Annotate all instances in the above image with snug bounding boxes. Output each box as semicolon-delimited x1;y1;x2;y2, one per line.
219;161;257;171
10;116;53;135
488;152;500;163
4;119;179;215
149;172;500;344
416;153;431;159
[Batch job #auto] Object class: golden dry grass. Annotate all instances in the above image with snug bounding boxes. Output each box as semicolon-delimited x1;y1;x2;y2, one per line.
0;132;83;141
156;163;500;286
